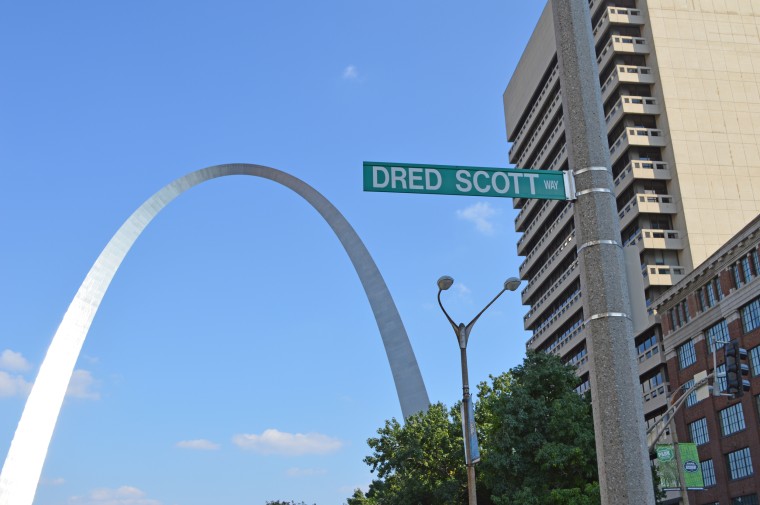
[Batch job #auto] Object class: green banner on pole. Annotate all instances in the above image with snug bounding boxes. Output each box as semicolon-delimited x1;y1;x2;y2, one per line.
362;161;573;201
655;443;705;492
655;444;679;491
679;443;705;490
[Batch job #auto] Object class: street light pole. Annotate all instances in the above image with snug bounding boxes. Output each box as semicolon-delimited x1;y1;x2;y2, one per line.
437;276;521;505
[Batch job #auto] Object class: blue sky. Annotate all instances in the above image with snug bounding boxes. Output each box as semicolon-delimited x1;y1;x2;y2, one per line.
0;2;545;504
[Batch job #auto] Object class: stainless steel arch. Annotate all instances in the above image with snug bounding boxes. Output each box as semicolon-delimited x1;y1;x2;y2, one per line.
0;164;430;505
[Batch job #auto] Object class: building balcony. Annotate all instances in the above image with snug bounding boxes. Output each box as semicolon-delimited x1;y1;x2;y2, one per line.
537;323;586;359
521;231;576;305
613;160;671;196
547;142;568;171
510;93;562;167
516;116;565;169
588;0;605;20
605;96;660;130
601;65;655;103
642;264;686;289
626;229;684;253
523;259;580;328
593;7;645;45
597;35;650;69
519;203;574;277
527;289;582;338
515;197;539;232
618;193;677;230
642;381;670;413
517;199;562;254
638;344;664;377
609;128;666;165
508;65;560;162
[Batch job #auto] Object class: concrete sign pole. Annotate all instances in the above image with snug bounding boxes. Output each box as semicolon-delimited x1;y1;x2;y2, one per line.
549;1;655;504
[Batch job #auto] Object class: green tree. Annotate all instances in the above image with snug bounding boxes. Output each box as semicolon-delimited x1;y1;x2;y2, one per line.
476;351;599;505
358;402;466;505
349;352;601;505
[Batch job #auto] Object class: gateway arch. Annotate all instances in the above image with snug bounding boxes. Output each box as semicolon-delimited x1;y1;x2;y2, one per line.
0;164;430;505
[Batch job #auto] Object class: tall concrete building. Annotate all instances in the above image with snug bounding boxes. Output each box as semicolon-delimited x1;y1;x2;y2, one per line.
504;0;760;448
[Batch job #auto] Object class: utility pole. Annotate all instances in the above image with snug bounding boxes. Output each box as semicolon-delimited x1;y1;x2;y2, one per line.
549;1;655;504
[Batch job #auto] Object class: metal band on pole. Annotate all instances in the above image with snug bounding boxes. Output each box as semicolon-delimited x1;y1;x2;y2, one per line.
577;239;621;253
576;187;613;197
573;166;609;175
586;312;631;324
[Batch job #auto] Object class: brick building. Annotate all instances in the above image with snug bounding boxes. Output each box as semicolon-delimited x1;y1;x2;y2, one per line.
656;215;760;505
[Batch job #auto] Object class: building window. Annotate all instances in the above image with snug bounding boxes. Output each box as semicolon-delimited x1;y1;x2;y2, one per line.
732;495;759;505
706;320;729;353
706;281;717;307
575;379;590;395
726;447;754;480
637;333;659;360
680;300;690;324
688;418;709;446
678;340;697;369
742;256;753;282
750;346;760;376
717;364;727;393
719;403;746;436
742;297;760;333
701;459;716;487
697;288;706;312
683;379;698;407
733;263;744;288
753;249;760;275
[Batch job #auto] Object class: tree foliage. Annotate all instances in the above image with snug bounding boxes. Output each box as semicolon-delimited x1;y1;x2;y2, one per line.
477;351;599;505
347;351;600;505
358;402;467;505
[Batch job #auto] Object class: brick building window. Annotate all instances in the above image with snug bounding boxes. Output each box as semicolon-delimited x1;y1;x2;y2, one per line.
716;363;727;393
732;495;759;505
701;276;723;309
688;417;709;445
750;346;760;376
701;459;716;487
683;379;698;407
678;340;697;369
742;297;760;333
733;262;745;288
742;256;753;281
719;403;746;436
726;447;754;480
706;320;729;353
753;249;760;275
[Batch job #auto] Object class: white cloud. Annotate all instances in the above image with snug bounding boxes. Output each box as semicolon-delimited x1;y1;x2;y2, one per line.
0;370;32;397
68;486;161;505
0;349;31;372
342;65;359;80
455;283;472;297
66;369;100;400
176;439;219;451
286;467;328;477
41;477;66;486
233;428;343;456
456;201;498;235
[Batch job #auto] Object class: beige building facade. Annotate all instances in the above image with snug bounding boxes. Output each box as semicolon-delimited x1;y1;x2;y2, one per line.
503;0;760;463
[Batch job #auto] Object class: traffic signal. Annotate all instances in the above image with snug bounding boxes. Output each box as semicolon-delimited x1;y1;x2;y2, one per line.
724;341;750;398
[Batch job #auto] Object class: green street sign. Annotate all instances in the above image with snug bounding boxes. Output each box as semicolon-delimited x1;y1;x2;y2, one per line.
363;161;574;201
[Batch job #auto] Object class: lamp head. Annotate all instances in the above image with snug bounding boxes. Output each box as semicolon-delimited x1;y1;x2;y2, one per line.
437;275;454;291
504;277;521;292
